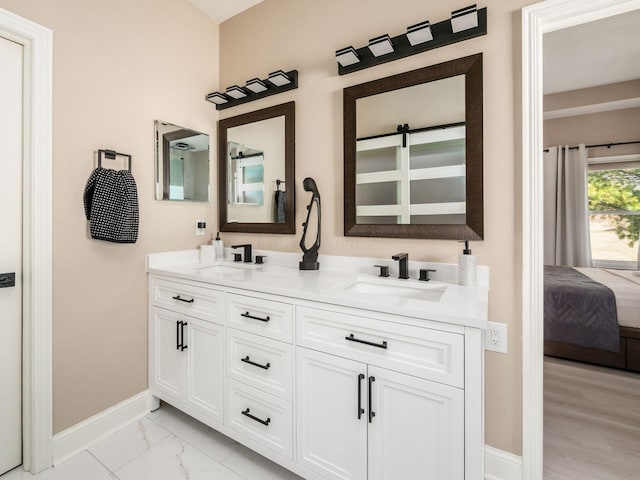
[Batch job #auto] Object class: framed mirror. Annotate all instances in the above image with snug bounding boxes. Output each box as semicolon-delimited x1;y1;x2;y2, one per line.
218;101;295;234
344;53;483;240
155;121;210;202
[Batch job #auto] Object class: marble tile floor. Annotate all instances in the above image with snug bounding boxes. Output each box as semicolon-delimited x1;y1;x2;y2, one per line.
1;403;302;480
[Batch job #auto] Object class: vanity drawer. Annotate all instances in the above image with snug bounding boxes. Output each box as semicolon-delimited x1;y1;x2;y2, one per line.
227;329;293;400
227;293;293;343
225;378;293;460
297;306;464;388
150;277;224;324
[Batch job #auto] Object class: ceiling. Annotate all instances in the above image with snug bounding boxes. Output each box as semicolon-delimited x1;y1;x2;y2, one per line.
188;0;263;23
543;10;640;94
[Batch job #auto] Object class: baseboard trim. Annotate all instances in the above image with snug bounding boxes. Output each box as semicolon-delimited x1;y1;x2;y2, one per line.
52;390;151;465
485;445;523;480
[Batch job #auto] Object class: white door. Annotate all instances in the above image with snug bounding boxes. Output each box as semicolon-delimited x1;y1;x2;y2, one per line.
367;366;465;480
296;348;368;480
186;318;224;425
0;35;24;476
149;308;186;400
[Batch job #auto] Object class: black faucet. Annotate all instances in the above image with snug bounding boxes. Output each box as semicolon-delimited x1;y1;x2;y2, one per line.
231;244;252;263
392;253;409;279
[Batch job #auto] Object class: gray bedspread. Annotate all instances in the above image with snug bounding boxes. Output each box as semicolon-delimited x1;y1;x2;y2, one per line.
544;265;620;352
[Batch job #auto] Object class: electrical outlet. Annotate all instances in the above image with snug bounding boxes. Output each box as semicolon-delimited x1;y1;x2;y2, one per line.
195;220;206;236
485;321;507;354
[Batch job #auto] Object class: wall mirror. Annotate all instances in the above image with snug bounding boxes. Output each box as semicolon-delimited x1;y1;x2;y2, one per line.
218;101;295;234
344;53;483;239
155;121;210;202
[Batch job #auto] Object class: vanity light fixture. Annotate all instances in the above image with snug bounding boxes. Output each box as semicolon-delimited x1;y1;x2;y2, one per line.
267;70;292;87
245;78;268;93
206;70;298;110
335;5;487;75
406;20;433;46
451;4;478;33
335;46;360;67
368;34;394;57
206;92;229;105
225;85;247;99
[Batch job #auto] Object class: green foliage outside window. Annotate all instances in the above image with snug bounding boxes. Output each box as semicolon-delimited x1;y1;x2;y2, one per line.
588;168;640;247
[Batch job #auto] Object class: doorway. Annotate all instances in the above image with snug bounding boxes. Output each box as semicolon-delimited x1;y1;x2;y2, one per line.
0;34;23;476
0;6;53;475
521;0;640;478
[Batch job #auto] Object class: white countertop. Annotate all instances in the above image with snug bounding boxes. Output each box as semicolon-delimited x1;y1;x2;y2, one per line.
147;249;489;329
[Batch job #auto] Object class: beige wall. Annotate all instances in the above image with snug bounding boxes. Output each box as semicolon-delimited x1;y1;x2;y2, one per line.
544;82;640;157
220;0;534;454
0;0;219;433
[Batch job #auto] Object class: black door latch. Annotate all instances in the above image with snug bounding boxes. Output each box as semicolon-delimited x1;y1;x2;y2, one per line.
0;272;16;288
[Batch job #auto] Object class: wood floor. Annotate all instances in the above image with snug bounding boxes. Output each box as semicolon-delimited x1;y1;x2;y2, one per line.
544;357;640;479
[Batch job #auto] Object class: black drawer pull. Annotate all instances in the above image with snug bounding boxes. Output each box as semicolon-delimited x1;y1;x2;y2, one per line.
172;295;194;304
345;333;388;350
241;311;270;322
241;408;271;426
241;356;271;370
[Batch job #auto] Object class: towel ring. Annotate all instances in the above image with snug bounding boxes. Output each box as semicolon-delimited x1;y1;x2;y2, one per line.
98;149;132;172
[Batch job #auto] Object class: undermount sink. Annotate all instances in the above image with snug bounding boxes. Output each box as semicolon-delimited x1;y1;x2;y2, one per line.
195;263;254;275
342;276;446;301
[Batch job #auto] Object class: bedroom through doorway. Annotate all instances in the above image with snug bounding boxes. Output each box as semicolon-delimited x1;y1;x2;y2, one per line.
541;9;640;479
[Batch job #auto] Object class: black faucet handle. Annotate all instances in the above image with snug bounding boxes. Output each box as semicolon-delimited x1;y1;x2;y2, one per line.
419;269;437;281
233;253;242;262
231;244;252;263
255;255;266;265
373;265;390;277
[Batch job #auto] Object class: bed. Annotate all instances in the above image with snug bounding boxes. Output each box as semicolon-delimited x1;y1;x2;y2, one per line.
544;266;640;372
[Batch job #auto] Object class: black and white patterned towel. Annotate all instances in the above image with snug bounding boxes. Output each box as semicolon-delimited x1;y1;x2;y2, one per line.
83;167;139;243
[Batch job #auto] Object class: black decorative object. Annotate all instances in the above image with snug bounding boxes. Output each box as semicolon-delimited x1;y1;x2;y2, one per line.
206;70;298;111
299;177;321;270
336;7;487;75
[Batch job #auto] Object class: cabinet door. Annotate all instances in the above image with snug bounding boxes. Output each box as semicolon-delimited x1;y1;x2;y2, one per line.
296;348;367;480
150;308;186;400
186;318;224;425
367;366;464;480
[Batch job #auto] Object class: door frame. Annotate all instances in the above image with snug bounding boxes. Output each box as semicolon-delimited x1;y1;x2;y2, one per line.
520;0;640;478
0;8;53;474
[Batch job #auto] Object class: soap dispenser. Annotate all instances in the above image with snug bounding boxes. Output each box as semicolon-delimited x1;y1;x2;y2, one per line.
213;232;224;259
458;240;476;287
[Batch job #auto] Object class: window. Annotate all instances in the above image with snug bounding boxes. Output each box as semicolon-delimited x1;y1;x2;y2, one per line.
587;164;640;268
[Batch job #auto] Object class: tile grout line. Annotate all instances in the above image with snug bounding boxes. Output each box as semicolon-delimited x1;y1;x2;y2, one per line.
145;412;247;478
89;418;172;476
86;451;121;480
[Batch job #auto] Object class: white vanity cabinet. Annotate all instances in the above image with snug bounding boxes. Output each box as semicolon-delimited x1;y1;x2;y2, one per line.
147;256;486;480
148;278;225;426
296;307;465;480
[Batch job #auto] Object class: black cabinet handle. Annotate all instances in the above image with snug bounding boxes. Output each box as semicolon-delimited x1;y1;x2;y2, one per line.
345;333;388;350
241;408;271;426
180;322;188;351
176;321;182;350
368;376;376;423
241;356;271;370
240;311;270;322
357;373;365;420
172;295;194;304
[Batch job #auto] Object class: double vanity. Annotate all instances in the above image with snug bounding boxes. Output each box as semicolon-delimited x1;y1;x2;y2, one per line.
147;249;488;480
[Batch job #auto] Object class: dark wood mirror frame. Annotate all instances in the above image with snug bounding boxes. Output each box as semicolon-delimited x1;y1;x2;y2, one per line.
218;101;295;234
344;53;483;240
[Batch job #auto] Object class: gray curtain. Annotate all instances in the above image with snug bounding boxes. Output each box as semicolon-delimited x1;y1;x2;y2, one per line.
543;145;593;267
